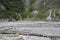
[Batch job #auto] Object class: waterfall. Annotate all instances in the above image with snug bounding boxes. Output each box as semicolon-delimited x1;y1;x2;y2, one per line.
25;0;30;7
47;10;52;21
0;2;5;9
33;11;38;16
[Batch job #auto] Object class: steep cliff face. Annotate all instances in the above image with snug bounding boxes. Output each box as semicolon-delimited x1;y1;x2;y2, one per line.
45;0;60;8
32;0;60;10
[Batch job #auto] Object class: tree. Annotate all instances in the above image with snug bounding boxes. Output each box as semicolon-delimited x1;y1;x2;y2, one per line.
0;0;23;21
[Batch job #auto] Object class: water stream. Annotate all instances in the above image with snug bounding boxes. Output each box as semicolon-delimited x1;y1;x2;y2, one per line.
25;0;30;7
47;10;52;21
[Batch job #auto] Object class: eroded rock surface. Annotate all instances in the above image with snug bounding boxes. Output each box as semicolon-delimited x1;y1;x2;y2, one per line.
0;34;51;40
0;22;60;40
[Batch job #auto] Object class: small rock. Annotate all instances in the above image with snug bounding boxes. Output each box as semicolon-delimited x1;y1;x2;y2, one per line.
15;33;20;37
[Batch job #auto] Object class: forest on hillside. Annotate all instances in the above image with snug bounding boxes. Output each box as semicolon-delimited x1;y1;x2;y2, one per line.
0;0;60;21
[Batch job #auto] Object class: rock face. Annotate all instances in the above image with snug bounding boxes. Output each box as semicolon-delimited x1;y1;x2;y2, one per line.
0;34;51;40
0;21;60;40
45;0;60;8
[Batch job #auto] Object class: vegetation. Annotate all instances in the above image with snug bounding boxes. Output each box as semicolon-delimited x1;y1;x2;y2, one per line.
0;0;60;21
